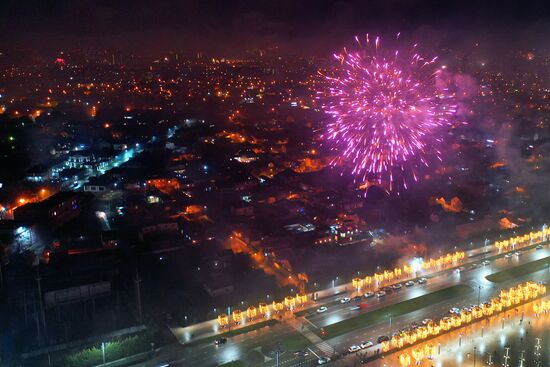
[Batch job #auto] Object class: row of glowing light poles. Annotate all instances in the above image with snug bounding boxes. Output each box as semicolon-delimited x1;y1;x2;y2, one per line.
351;251;466;292
390;281;547;366
353;224;550;294
494;226;550;253
217;294;309;328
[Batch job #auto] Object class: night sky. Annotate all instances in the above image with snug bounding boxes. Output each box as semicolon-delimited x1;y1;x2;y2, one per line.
2;0;550;55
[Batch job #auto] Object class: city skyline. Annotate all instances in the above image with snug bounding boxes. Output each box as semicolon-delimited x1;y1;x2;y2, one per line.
1;2;550;367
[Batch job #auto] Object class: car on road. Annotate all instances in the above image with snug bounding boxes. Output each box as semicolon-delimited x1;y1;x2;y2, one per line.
317;306;328;313
405;281;415;287
536;244;543;250
421;318;432;325
353;295;362;302
482;260;491;265
317;357;330;365
364;292;375;298
377;335;390;343
292;350;310;357
348;345;361;353
214;337;227;346
360;341;374;349
449;307;461;315
514;251;521;256
456;266;466;272
340;297;351;304
417;277;428;284
504;253;512;258
376;291;386;298
349;306;361;311
392;283;403;290
469;263;479;269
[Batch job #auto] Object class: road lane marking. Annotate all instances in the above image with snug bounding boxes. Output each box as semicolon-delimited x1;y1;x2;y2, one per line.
307;347;320;358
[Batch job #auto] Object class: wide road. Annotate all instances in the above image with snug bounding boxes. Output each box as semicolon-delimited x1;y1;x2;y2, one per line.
132;244;549;367
268;244;550;367
305;247;545;329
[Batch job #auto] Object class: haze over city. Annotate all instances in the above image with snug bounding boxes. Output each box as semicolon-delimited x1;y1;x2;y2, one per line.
1;1;550;367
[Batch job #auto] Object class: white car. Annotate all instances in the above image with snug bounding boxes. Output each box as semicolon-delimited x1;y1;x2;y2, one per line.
360;341;374;349
421;318;432;325
449;308;460;315
392;283;402;290
348;345;361;353
376;291;386;298
514;251;521;257
504;253;512;258
405;281;415;287
318;357;330;365
340;297;351;304
364;292;375;298
316;306;328;313
417;277;427;284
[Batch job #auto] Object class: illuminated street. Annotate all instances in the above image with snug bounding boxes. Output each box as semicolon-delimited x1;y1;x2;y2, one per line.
366;297;550;367
129;241;549;367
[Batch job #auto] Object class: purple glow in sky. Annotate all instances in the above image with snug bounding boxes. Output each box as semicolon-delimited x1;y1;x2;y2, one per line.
320;34;457;192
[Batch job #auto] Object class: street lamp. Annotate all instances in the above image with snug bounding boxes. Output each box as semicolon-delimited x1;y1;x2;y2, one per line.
518;350;525;367
503;347;511;367
487;352;493;365
473;346;477;367
271;344;283;367
101;342;106;365
477;285;482;304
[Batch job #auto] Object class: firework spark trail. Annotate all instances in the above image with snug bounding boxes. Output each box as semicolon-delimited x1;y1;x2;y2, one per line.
320;34;457;192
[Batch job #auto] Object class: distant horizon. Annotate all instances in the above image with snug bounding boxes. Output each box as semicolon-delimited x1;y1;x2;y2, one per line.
2;0;550;56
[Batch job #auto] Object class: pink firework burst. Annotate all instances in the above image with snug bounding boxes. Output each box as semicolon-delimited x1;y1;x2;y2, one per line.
320;34;457;191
